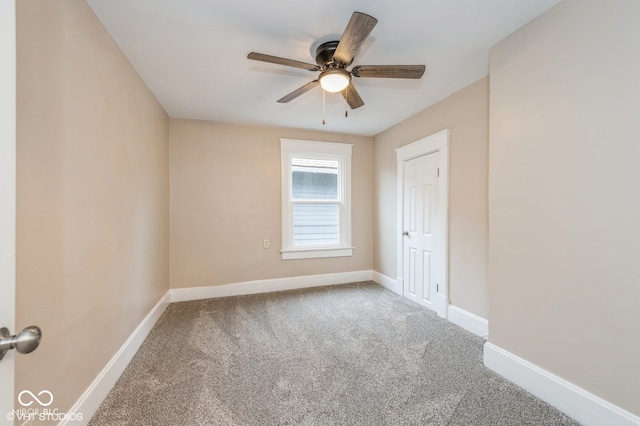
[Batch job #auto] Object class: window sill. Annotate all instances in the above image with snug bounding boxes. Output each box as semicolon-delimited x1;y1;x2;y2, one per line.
281;247;354;260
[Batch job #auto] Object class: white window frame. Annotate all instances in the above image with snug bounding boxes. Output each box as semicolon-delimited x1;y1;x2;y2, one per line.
280;139;353;260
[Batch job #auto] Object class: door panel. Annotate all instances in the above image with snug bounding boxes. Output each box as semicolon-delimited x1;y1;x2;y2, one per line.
409;186;417;232
408;247;417;296
422;251;431;302
423;185;432;234
402;152;439;312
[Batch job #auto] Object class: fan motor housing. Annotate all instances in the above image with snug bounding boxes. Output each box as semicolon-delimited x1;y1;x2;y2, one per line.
315;41;348;68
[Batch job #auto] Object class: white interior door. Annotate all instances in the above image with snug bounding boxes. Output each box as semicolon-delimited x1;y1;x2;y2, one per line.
402;152;440;312
0;0;16;420
396;130;449;318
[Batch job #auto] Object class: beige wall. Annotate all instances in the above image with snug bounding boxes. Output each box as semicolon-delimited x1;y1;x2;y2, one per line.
373;78;489;318
16;0;169;416
489;0;640;415
170;119;373;288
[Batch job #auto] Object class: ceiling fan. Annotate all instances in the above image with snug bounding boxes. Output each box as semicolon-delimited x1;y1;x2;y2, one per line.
247;11;426;110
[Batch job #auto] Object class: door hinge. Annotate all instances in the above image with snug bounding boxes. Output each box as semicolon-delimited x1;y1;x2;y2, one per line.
437;168;440;177
437;283;439;292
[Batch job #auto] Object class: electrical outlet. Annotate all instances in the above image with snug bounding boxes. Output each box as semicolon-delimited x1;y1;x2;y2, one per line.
263;239;270;249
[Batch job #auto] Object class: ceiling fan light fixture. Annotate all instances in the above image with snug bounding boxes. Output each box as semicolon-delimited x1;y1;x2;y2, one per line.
319;68;351;93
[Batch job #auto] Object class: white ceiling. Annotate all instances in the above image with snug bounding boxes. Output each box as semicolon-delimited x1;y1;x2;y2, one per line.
87;0;562;137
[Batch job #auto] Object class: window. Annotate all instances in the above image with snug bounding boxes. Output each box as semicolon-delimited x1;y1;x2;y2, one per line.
281;139;353;260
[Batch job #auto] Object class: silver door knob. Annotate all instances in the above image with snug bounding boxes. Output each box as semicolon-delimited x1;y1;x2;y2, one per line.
402;231;409;236
0;326;42;361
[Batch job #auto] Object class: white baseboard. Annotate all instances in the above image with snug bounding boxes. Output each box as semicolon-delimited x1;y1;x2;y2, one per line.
447;305;488;338
484;342;640;426
371;271;402;295
170;270;373;303
371;273;489;339
61;291;171;426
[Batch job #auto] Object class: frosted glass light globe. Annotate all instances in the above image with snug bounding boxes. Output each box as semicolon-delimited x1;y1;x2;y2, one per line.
319;69;351;93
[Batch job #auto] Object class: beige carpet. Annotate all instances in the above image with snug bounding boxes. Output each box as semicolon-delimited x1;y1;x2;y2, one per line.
89;282;579;425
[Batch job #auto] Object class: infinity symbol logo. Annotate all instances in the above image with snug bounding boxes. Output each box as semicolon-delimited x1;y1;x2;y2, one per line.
18;390;54;407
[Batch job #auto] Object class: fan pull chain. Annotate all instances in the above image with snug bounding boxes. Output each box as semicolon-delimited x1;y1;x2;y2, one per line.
322;89;326;125
345;89;349;118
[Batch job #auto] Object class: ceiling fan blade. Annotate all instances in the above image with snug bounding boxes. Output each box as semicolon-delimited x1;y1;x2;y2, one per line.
341;82;364;109
333;12;378;64
277;80;320;103
352;65;426;79
248;52;320;71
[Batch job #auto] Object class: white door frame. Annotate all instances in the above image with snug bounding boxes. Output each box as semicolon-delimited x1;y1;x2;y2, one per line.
396;129;449;318
0;0;17;419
